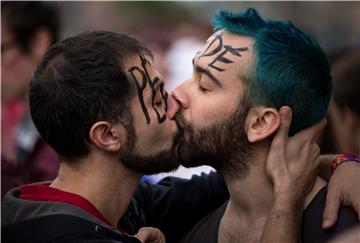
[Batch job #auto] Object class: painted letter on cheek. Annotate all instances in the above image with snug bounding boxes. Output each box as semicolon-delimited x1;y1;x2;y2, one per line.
128;65;151;124
128;56;168;125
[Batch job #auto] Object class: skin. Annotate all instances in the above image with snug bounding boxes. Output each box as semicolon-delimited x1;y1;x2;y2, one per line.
128;55;168;125
126;55;179;160
170;31;252;170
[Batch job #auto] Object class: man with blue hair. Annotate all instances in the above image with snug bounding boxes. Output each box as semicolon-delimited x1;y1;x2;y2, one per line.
168;8;359;242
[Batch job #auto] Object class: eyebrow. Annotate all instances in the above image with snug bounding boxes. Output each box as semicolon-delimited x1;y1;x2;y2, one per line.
194;64;222;88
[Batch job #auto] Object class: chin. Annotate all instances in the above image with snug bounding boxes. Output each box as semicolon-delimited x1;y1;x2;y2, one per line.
122;148;180;175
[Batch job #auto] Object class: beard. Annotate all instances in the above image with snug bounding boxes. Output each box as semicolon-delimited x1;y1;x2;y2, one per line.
177;99;253;179
119;119;182;175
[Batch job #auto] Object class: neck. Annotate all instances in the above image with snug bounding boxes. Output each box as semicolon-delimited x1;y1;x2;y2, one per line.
50;151;142;226
224;141;274;220
223;140;326;222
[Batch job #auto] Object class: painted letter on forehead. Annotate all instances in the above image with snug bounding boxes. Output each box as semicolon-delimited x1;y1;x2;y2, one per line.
195;31;248;72
128;55;167;125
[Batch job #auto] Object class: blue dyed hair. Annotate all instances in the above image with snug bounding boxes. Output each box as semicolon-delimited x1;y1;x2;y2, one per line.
212;8;332;135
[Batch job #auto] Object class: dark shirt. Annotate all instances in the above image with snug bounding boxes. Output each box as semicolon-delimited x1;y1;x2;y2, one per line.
179;187;359;243
122;172;229;243
2;172;229;243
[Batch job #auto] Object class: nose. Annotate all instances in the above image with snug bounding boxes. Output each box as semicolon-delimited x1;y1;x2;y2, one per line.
167;85;190;120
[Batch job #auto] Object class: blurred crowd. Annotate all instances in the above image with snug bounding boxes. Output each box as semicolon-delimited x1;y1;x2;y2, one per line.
1;1;359;193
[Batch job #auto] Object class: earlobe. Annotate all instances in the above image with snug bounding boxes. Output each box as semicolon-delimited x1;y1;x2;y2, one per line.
246;107;280;143
89;122;123;152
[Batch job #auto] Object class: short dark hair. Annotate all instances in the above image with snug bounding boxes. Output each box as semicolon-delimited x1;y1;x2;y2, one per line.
29;31;152;161
1;1;60;52
212;8;332;135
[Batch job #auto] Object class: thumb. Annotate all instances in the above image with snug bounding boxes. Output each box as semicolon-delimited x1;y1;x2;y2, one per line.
135;227;165;243
135;228;149;243
271;106;292;150
322;188;340;229
278;106;292;133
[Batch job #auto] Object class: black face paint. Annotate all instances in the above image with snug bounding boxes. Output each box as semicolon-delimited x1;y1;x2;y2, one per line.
128;55;167;125
151;77;167;124
160;83;168;113
197;33;248;72
128;64;151;124
197;32;223;59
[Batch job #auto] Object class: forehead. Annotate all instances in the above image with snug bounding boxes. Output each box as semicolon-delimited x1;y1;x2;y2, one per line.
125;54;161;83
125;54;157;74
125;54;163;94
194;30;254;80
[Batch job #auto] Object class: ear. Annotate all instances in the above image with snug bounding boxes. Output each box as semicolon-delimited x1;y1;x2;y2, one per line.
29;28;53;61
245;107;280;143
89;121;125;152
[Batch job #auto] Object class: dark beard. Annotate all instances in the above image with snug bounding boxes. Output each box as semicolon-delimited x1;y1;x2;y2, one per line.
119;119;182;175
177;100;253;179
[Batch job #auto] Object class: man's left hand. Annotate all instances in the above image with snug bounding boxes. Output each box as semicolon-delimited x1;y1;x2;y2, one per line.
323;161;360;229
135;227;166;243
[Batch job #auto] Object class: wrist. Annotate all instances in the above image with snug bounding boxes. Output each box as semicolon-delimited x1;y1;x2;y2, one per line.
331;153;360;174
273;186;305;209
272;192;304;215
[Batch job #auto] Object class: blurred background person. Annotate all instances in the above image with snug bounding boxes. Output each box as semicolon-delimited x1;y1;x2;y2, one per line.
319;48;360;155
1;2;60;196
330;48;360;155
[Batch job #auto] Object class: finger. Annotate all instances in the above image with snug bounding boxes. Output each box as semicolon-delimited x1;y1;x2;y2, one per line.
297;118;327;141
270;106;292;151
135;228;151;243
136;227;165;243
322;184;341;229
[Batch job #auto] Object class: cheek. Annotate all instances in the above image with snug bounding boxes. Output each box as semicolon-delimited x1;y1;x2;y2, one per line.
190;94;239;127
133;122;174;154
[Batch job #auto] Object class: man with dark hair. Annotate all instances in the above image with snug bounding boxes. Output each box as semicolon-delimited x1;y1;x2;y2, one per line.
3;31;181;242
1;2;60;196
167;8;359;242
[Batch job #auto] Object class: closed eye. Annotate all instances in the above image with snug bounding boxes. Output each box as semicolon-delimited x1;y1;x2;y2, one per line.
199;85;208;92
